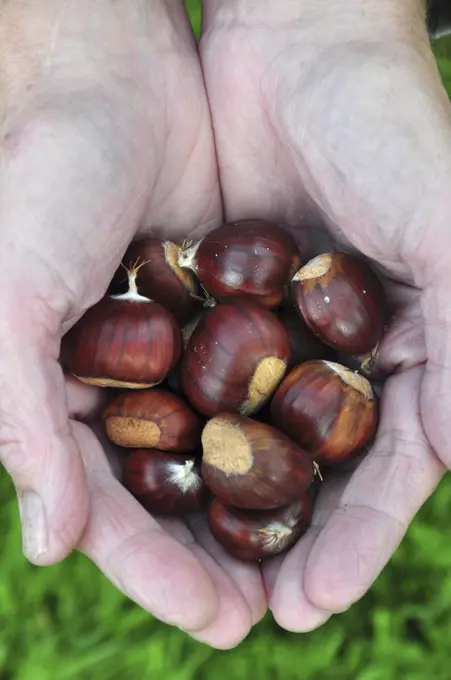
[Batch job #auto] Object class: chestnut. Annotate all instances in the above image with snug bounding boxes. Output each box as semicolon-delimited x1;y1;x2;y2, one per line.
180;299;290;417
109;237;201;325
62;266;182;388
201;413;314;510
208;494;312;561
291;252;387;354
277;305;335;368
123;450;208;516
178;219;301;307
271;360;378;465
102;388;203;451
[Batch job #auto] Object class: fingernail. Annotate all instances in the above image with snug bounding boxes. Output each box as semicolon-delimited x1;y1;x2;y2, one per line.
19;491;49;561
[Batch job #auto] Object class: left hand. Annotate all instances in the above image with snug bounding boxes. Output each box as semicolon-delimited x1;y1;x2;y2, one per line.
200;0;451;631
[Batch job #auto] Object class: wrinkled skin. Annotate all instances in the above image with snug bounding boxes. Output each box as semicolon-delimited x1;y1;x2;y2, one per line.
1;0;451;649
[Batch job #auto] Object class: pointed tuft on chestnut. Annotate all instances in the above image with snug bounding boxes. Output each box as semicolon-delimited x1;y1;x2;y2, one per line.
178;219;301;307
109;237;202;325
291;252;388;354
201;412;314;510
180;299;291;417
271;359;378;466
123;449;209;516
102;388;203;451
208;493;312;561
336;346;387;383
62;266;182;388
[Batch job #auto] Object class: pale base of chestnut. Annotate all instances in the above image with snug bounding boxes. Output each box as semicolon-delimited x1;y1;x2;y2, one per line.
74;374;159;389
242;356;287;415
105;416;161;448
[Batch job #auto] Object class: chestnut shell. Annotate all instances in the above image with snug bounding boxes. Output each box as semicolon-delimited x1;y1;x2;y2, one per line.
62;295;182;388
182;219;301;307
201;412;314;510
291;252;387;354
180;299;291;417
123;449;208;516
271;360;378;465
102;388;203;451
208;494;312;561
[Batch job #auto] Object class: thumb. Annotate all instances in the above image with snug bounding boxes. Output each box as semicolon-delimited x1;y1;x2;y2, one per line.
0;305;89;564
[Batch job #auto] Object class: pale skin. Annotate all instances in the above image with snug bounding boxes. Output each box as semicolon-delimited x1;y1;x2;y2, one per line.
0;0;450;649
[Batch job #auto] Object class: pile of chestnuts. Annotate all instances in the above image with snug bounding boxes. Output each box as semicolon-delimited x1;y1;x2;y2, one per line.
62;219;388;561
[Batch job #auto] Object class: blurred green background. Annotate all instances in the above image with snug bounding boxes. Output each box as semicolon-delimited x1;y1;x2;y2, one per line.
2;4;451;679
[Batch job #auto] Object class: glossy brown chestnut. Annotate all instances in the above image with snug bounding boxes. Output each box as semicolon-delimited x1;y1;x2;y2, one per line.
271;360;378;465
291;252;387;354
208;494;312;561
277;305;335;369
109;237;201;325
102;388;203;451
178;219;301;307
62;268;182;388
180;299;291;417
201;413;314;510
123;450;208;516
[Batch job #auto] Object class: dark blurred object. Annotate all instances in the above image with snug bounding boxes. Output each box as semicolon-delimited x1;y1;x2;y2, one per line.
277;305;335;370
428;0;451;38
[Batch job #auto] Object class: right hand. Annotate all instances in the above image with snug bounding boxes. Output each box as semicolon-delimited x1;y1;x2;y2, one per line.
199;0;451;633
0;0;266;648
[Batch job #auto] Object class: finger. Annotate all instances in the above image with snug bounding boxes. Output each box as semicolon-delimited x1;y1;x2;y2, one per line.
262;474;351;632
65;374;106;420
378;295;426;374
132;2;222;244
303;366;444;612
185;512;267;624
73;421;220;634
0;317;89;566
160;514;261;649
263;530;331;632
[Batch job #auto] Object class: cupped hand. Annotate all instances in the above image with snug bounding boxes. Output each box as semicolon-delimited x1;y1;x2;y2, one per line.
200;0;451;630
0;0;266;649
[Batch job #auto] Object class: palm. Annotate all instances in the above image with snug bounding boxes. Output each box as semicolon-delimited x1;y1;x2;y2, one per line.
200;18;451;629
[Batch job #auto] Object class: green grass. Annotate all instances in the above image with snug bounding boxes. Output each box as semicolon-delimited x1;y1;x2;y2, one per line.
2;6;451;680
185;0;202;37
